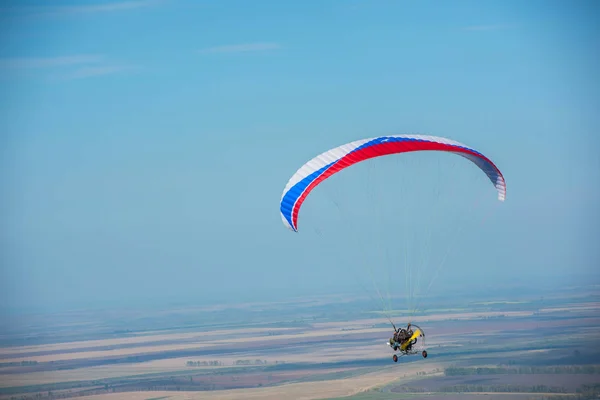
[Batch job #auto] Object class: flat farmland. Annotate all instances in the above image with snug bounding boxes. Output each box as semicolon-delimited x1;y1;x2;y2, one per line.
0;286;598;399
390;374;600;393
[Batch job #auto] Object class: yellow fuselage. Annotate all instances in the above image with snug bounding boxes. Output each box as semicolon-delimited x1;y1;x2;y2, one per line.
400;329;421;351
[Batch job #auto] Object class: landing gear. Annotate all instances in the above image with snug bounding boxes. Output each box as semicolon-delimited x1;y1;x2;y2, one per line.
422;350;428;358
392;354;398;362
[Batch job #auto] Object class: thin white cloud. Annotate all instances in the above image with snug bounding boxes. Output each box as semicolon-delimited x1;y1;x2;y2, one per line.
2;0;162;17
49;0;162;15
63;65;137;80
462;24;511;31
0;54;136;80
0;55;103;69
199;43;281;54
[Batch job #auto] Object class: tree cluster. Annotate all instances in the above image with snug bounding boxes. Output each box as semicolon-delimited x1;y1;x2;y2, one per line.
186;360;222;367
234;359;268;365
445;365;600;376
439;384;567;393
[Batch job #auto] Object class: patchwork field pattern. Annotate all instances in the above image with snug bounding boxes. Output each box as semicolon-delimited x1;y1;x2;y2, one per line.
0;286;599;399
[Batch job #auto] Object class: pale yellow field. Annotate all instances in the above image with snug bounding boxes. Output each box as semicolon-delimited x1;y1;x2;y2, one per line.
0;361;190;388
75;390;578;400
0;326;391;364
0;305;590;396
0;341;392;388
539;304;600;313
2;308;540;363
0;307;527;379
0;327;296;357
79;362;445;400
311;309;537;328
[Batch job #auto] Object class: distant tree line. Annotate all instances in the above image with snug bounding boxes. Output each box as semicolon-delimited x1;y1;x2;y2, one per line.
576;383;600;399
445;365;600;376
0;360;39;367
439;384;567;393
185;359;275;367
234;359;268;365
186;360;222;367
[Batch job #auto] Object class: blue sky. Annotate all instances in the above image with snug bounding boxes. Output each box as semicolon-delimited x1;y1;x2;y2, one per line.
1;0;599;313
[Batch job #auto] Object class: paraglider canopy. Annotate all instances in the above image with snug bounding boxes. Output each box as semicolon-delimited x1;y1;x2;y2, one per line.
280;134;506;232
